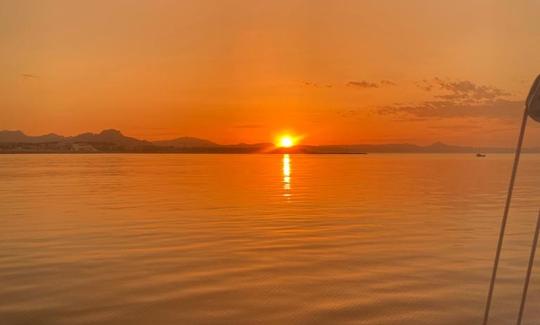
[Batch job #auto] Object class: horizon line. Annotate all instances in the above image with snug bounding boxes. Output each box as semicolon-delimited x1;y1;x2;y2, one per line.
0;128;526;149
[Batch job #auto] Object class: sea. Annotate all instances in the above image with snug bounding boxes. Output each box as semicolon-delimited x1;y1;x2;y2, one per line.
1;153;540;324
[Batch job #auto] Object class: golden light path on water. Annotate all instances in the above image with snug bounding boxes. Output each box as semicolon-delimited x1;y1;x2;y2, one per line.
282;154;291;197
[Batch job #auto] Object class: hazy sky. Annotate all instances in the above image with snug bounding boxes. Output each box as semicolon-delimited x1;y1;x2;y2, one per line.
1;0;540;146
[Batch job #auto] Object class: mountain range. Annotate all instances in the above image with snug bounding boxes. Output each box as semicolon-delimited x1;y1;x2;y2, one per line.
0;129;530;154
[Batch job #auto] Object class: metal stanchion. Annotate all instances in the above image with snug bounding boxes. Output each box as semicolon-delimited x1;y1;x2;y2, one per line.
483;74;540;325
516;210;540;325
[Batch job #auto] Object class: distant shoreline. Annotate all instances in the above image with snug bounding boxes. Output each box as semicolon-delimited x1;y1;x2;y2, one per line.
1;129;536;154
0;151;368;155
3;151;537;155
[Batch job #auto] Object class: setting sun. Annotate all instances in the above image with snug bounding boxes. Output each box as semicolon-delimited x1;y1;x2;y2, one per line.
277;135;297;148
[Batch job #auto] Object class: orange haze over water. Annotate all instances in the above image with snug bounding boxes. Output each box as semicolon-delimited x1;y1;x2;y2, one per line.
1;1;540;146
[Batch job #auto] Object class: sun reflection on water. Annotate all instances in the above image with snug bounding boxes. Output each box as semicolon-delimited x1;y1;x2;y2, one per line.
282;154;291;197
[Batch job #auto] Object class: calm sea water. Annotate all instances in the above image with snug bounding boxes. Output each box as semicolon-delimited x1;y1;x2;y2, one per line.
1;154;540;324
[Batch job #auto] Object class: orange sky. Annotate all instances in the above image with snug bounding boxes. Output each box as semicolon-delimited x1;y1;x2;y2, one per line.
1;0;540;146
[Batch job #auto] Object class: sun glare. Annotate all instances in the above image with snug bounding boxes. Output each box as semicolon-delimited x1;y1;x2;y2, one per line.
277;135;296;148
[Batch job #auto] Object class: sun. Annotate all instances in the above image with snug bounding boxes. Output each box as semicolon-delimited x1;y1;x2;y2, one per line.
277;135;297;148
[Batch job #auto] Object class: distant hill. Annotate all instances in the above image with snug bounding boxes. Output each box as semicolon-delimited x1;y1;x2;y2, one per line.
0;129;154;153
0;130;64;143
68;129;151;147
0;129;535;153
0;129;150;146
153;137;219;148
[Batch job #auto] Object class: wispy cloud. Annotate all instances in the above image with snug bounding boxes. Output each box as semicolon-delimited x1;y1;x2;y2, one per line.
378;79;521;120
303;79;397;90
380;80;397;86
347;81;379;89
432;78;510;101
415;79;434;91
21;73;39;79
347;79;397;89
303;81;333;88
378;99;522;119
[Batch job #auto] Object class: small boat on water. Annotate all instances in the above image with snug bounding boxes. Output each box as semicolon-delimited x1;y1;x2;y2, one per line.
476;153;487;158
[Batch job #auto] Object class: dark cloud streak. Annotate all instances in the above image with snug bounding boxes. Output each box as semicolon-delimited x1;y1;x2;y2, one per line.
378;79;521;120
21;74;39;79
378;99;522;119
347;81;379;88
